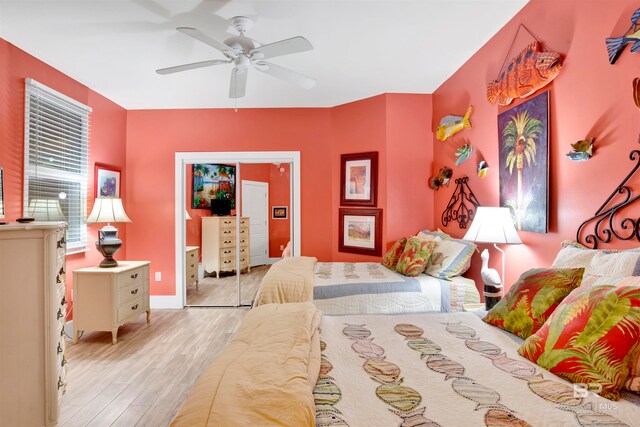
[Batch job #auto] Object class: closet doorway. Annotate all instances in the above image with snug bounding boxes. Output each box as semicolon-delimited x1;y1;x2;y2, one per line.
174;152;301;308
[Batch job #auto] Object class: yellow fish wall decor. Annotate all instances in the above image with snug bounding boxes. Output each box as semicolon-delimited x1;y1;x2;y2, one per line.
436;106;473;141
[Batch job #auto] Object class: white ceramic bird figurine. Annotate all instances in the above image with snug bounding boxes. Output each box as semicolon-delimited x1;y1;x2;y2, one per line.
480;249;503;310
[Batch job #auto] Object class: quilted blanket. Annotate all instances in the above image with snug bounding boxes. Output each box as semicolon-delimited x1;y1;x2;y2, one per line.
316;312;640;426
314;262;479;314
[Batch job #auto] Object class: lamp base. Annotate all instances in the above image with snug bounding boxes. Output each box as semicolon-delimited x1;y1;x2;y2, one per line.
96;224;122;268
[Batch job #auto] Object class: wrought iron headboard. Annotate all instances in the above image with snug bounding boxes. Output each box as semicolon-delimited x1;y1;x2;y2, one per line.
576;149;640;248
441;176;480;229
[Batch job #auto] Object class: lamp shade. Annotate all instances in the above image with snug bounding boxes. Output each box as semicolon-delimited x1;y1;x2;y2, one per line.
463;207;521;244
29;199;65;221
86;198;131;223
186;210;192;220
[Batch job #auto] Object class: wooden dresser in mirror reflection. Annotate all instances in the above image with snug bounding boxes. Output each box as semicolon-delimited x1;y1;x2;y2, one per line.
186;246;199;289
202;216;250;277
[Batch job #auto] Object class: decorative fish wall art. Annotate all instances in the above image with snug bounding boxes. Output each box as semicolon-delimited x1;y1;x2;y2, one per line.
477;160;489;178
606;8;640;65
565;138;594;162
428;166;453;191
436;106;473;141
487;41;563;106
634;77;640;110
454;144;473;166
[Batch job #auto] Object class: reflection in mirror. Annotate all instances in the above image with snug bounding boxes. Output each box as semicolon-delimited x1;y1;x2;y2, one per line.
185;162;239;306
239;162;292;306
0;166;4;218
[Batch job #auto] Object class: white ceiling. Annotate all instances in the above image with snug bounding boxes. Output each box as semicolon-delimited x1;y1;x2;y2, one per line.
0;0;528;109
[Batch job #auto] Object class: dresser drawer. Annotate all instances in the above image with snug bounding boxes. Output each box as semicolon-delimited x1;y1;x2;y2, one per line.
220;236;235;248
186;268;198;284
118;296;145;322
186;249;198;261
238;227;248;238
118;266;147;288
219;256;236;272
119;280;145;304
220;227;235;238
219;247;235;257
238;237;248;248
239;218;248;227
220;218;235;227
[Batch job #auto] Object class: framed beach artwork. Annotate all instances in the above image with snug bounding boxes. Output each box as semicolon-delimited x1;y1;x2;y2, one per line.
192;163;236;209
498;90;549;233
338;208;382;256
340;152;378;207
95;164;121;198
272;206;288;219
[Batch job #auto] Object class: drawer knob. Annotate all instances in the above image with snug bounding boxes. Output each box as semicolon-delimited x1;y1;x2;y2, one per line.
61;296;67;306
62;357;67;367
57;343;63;354
131;273;139;279
131;304;139;310
57;308;64;320
56;275;62;284
57;378;64;389
190;253;195;258
60;326;65;337
190;264;195;268
224;230;231;234
190;274;195;279
131;289;139;295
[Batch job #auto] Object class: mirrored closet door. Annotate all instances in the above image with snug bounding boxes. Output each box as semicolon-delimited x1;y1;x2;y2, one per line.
182;157;294;307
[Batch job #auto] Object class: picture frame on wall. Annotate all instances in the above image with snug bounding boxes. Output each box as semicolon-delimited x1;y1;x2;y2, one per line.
95;164;121;198
192;163;236;209
272;206;288;219
338;208;382;256
498;90;549;233
340;151;378;207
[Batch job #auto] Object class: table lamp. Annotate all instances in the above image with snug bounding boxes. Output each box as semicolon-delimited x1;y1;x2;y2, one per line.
463;207;521;309
28;199;65;221
186;210;192;220
86;197;131;268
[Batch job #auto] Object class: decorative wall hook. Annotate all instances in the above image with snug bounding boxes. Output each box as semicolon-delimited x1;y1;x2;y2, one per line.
577;147;640;248
441;176;481;229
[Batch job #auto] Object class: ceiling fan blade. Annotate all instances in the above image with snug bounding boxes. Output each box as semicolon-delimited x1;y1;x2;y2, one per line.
254;61;315;89
230;67;248;98
251;36;313;60
177;27;234;55
156;59;230;75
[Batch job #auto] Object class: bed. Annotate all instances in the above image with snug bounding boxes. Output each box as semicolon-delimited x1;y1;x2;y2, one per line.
313;261;479;314
171;303;640;426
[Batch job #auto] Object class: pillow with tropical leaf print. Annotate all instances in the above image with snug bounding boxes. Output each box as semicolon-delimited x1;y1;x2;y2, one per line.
395;238;436;277
483;267;584;339
518;281;640;400
381;238;407;270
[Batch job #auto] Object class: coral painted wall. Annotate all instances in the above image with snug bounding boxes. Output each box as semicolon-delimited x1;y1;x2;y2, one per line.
125;108;333;295
432;0;640;292
0;39;128;315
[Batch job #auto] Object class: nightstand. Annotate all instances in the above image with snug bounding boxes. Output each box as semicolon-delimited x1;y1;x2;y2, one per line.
72;261;150;344
186;246;199;290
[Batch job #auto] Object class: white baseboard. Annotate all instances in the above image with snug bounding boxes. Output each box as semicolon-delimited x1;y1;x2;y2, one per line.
267;257;282;264
150;295;183;309
65;320;73;341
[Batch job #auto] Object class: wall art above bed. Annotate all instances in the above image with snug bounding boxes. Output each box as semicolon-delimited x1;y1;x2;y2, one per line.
340;152;378;207
338;208;382;256
499;90;549;233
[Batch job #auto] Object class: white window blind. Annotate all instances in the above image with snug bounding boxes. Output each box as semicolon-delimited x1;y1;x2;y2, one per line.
24;78;91;253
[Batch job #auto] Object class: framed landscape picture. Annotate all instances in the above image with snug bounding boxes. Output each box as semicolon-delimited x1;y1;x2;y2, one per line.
192;163;236;209
95;164;121;198
272;206;288;219
338;208;382;256
340;152;378;206
498;90;549;233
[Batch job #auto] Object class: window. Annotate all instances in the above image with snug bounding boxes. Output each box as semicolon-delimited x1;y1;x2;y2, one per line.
24;79;91;253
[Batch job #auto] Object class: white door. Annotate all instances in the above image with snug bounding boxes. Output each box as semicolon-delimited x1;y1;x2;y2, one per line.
242;180;269;267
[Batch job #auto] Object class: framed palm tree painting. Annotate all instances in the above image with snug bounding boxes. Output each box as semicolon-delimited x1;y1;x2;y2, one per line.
498;91;549;233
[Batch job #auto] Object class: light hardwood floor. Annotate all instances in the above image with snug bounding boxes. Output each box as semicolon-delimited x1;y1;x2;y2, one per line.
186;264;270;306
61;307;248;426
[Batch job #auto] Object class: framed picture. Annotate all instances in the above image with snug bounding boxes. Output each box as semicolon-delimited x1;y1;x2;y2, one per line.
498;90;549;233
192;163;236;209
338;208;382;256
340;152;378;206
272;206;288;219
95;164;121;198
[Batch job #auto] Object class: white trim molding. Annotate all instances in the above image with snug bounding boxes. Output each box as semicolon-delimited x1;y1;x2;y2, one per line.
173;151;302;309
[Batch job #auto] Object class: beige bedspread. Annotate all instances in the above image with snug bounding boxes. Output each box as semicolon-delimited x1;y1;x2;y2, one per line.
171;302;322;427
253;256;317;306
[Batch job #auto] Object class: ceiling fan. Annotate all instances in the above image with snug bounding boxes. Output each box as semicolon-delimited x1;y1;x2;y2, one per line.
156;16;315;98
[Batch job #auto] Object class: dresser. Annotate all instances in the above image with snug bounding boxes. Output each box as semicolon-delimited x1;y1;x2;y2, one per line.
0;222;67;426
73;261;150;345
202;216;250;277
186;246;199;289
